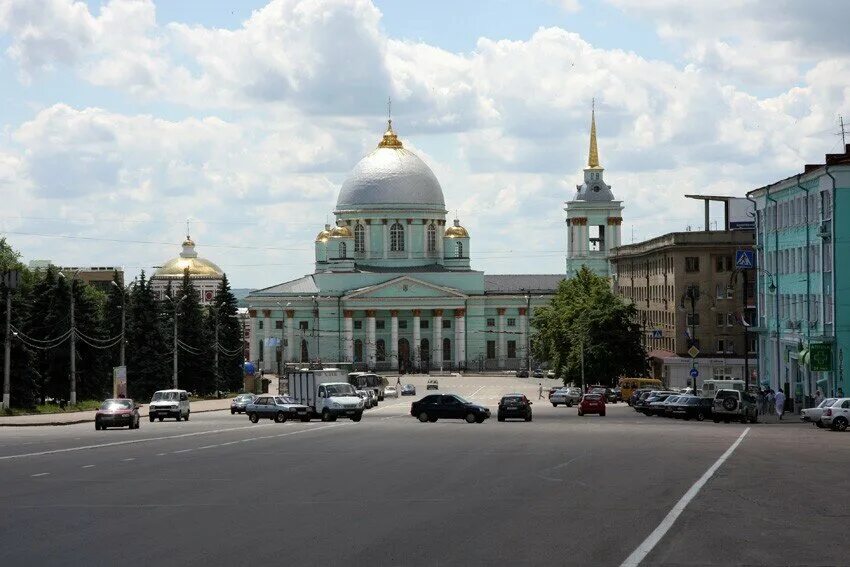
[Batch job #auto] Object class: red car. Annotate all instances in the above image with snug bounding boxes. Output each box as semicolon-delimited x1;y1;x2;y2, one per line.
95;398;141;430
578;393;606;417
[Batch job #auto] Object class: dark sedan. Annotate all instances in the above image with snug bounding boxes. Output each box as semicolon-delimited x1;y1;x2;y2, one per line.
670;396;714;421
401;384;416;396
638;393;674;415
246;395;310;423
411;394;490;423
95;399;140;430
497;394;532;422
231;393;257;414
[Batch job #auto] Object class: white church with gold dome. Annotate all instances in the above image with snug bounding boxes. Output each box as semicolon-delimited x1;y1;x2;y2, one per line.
246;121;565;372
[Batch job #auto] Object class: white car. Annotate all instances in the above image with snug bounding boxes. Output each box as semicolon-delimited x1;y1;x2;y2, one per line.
801;398;837;428
149;389;190;422
551;387;581;407
356;389;375;409
821;398;850;431
384;386;399;398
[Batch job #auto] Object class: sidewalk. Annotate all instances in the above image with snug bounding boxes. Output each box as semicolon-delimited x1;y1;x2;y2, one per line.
0;398;232;427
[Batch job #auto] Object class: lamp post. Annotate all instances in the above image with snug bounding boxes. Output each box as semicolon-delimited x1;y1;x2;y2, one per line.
275;301;291;376
110;280;126;368
59;270;81;405
728;267;776;390
166;294;187;389
681;284;700;394
2;270;20;410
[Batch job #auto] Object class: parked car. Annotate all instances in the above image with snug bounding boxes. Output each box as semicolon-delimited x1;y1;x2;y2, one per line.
516;369;529;378
578;393;606;416
613;387;623;403
384;386;399;398
149;389;190;422
230;393;256;414
356;389;374;409
546;370;557;379
713;389;758;423
401;384;417;396
497;394;533;422
551;387;581;407
630;388;654;407
821;398;850;431
589;387;618;404
246;395;311;423
532;369;545;379
427;379;439;390
547;386;561;399
801;398;837;428
95;399;140;430
411;394;490;423
669;396;714;421
647;395;678;416
637;393;673;415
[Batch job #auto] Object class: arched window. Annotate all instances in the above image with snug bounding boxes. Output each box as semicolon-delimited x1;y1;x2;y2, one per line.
376;339;386;362
339;242;347;258
456;241;463;258
354;224;365;253
443;337;452;361
354;339;363;362
420;338;430;367
390;222;405;252
300;339;309;363
427;223;436;253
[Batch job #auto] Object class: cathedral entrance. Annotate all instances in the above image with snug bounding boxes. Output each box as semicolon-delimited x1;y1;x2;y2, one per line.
398;338;410;374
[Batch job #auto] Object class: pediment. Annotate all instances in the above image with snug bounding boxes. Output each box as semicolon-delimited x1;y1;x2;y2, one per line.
344;276;467;300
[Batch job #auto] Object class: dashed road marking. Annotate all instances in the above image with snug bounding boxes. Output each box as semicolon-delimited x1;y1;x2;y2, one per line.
82;464;95;468
31;472;50;477
122;458;135;462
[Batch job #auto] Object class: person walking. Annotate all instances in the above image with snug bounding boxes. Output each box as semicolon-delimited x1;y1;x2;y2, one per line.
758;389;766;415
775;388;786;420
767;389;776;415
814;389;824;407
538;383;544;400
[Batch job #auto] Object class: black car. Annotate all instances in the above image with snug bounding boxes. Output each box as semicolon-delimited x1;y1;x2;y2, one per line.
630;388;654;407
670;396;714;421
410;394;491;424
532;369;544;379
497;394;532;422
638;393;674;415
516;369;530;378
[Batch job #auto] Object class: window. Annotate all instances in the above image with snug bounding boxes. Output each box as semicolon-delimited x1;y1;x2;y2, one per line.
427;224;436;253
685;257;700;272
390;222;405;252
354;339;363;362
442;338;452;361
712;366;734;380
686;313;700;326
507;317;516;327
376;320;385;330
716;313;725;327
486;340;496;359
258;321;264;330
354;320;362;330
716;340;734;354
420;319;429;329
486;318;495;327
376;339;386;362
354;224;365;253
338;242;347;258
727;313;736;327
716;284;726;299
300;339;309;362
275;320;283;329
398;320;407;329
456;241;463;258
507;340;517;359
442;319;451;329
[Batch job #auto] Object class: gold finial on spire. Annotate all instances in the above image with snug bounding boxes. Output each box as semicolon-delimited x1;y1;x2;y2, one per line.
588;98;601;169
378;97;403;148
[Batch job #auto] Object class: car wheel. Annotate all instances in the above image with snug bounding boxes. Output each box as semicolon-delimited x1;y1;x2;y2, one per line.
552;403;557;407
149;415;155;422
567;401;573;407
95;421;101;431
526;414;532;422
497;415;504;422
713;417;721;423
322;409;334;422
418;412;429;423
351;413;362;422
275;411;287;423
832;417;848;432
696;412;705;422
249;413;259;423
158;416;164;422
175;413;181;422
816;420;825;428
231;409;235;415
578;410;583;416
600;411;606;417
465;413;477;424
185;412;189;421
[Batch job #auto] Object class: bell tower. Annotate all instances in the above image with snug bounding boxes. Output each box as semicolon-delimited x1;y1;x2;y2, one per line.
565;101;623;279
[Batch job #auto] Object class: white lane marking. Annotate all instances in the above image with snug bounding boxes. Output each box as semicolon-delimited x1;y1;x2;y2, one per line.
468;386;485;398
619;427;750;567
196;445;220;450
156;453;167;456
122;458;135;462
31;472;50;477
172;449;193;454
82;465;95;468
0;424;272;460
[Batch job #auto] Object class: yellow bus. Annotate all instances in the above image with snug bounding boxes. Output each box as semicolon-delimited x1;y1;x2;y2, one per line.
618;377;663;404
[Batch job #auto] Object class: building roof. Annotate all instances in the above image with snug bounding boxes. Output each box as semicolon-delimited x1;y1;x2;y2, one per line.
484;274;565;294
353;264;469;273
610;230;755;259
250;275;319;296
153;237;223;279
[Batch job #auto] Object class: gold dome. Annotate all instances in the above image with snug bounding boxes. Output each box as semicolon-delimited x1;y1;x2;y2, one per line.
153;236;223;279
330;225;353;238
445;219;469;238
377;119;403;149
315;225;332;243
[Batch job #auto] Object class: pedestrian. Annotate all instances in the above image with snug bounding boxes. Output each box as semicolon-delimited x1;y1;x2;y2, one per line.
838;387;845;398
814;389;824;407
538;383;544;400
767;389;775;415
757;389;766;414
775;388;786;420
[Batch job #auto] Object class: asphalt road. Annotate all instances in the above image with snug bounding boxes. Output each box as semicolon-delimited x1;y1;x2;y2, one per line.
0;374;846;566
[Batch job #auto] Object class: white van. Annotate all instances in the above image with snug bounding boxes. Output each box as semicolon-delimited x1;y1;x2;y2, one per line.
700;380;745;398
149;389;190;422
287;369;364;422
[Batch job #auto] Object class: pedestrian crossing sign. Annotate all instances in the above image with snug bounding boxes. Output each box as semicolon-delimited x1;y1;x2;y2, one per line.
735;250;754;269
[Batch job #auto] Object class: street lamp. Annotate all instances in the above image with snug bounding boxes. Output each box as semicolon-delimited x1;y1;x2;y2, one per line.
680;284;700;394
58;270;80;405
275;301;291;376
165;294;187;389
727;266;776;390
110;280;127;368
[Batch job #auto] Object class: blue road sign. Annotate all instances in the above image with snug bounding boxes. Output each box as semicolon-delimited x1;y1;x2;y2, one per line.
689;367;699;379
735;249;755;269
651;329;663;339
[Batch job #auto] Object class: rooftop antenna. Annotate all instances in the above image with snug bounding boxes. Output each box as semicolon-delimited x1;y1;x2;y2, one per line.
839;115;847;147
186;218;191;239
387;96;392;122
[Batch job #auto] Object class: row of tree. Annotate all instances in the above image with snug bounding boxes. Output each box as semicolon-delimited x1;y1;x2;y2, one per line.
1;238;244;409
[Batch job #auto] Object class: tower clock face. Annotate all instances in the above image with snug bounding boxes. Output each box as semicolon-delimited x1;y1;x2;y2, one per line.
592;185;601;192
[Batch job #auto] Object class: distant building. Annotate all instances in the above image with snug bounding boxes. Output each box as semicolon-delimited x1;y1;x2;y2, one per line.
747;144;850;404
611;222;756;389
150;236;224;305
28;260;124;293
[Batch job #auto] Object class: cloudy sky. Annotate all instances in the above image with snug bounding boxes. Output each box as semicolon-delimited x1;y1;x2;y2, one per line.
1;0;848;288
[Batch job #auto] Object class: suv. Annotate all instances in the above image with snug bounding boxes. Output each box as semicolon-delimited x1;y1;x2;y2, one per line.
713;389;758;423
821;398;850;431
426;379;439;390
149;389;190;422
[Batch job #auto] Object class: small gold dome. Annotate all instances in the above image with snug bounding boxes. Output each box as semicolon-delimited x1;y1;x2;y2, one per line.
154;257;224;278
330;225;353;238
445;219;469;238
315;225;332;243
377;120;403;149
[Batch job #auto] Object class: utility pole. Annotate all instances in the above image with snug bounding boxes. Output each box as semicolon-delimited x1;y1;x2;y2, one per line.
526;293;532;376
167;294;186;389
111;280;126;368
742;270;749;390
3;283;11;410
69;277;77;406
839;115;846;147
214;304;220;395
580;338;586;393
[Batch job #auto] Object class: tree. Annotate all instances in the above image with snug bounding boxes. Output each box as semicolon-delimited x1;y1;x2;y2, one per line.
0;238;39;408
205;273;244;393
532;266;648;387
26;266;70;402
175;269;212;395
126;272;168;399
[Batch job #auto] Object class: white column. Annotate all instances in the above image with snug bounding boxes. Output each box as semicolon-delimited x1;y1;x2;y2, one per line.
366;310;376;369
413;310;421;370
390;310;399;370
262;310;272;371
497;308;506;369
382;223;389;258
344;311;354;362
286;309;295;363
249;311;259;363
406;222;412;259
519;308;528;371
433;309;443;369
455;309;466;369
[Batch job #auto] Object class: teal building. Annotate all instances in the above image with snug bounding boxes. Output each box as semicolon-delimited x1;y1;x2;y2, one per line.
565;105;623;278
247;121;563;373
747;144;850;403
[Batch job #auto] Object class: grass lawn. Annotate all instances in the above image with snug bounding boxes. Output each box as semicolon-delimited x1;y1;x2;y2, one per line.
2;400;103;416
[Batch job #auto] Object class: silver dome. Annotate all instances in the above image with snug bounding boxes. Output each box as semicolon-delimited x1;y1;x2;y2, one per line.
335;146;446;212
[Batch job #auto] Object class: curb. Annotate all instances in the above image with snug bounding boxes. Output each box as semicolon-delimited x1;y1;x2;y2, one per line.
0;406;231;427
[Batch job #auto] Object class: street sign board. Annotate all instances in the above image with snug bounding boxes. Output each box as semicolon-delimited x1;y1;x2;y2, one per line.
810;343;832;372
689;367;699;378
1;270;21;290
651;329;663;339
688;346;700;358
735;249;755;269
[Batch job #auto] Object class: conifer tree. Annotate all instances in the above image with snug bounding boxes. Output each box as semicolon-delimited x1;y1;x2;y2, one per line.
205;273;243;393
0;238;39;408
176;269;211;394
126;272;169;398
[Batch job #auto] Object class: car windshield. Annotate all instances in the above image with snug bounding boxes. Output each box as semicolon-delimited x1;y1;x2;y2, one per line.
236;395;253;402
686;398;701;405
585;394;602;400
452;395;471;404
100;400;132;410
820;398;836;407
326;384;356;396
502;396;523;403
152;391;178;401
404;384;414;389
